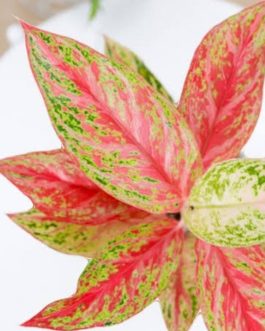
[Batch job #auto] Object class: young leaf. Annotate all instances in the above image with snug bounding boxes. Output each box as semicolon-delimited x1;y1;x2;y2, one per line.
197;240;265;330
0;150;148;224
160;233;199;331
179;2;265;169
89;0;101;20
21;22;202;214
23;218;184;330
105;37;173;102
9;208;150;258
183;159;265;247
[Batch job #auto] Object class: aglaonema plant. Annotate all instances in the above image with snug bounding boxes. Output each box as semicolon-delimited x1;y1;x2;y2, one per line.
1;2;265;330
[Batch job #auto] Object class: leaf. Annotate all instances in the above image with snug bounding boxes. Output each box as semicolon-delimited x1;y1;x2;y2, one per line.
105;37;173;102
160;233;199;331
22;218;184;330
9;208;150;258
197;240;265;330
179;2;265;169
183;158;265;247
21;22;202;214
0;150;148;224
89;0;101;20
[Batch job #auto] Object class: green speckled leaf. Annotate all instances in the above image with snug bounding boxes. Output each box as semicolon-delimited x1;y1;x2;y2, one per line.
105;36;173;102
184;159;265;247
23;218;184;330
160;233;199;331
22;22;202;214
9;208;150;258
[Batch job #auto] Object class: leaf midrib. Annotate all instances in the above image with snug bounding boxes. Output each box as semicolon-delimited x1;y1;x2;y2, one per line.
36;34;178;187
215;247;258;331
44;223;182;320
190;200;265;210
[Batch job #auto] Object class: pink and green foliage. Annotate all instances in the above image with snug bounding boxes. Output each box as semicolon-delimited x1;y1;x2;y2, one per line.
9;208;149;258
21;20;202;214
160;233;198;331
179;1;265;169
0;150;148;224
104;36;174;102
0;2;265;331
197;241;265;330
22;219;184;330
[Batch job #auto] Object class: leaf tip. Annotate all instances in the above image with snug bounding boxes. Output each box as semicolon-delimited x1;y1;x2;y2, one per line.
103;34;113;53
0;162;5;174
21;317;37;328
21;313;49;329
0;155;9;170
6;213;17;221
17;19;35;33
103;34;111;43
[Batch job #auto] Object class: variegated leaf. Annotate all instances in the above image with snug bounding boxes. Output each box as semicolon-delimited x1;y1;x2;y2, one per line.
105;36;173;102
9;208;149;258
197;240;265;330
179;2;265;169
23;218;184;330
22;22;202;214
160;232;199;331
0;150;148;224
183;159;265;247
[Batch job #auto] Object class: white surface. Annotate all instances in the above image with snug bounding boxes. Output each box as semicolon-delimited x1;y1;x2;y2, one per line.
0;1;264;331
6;23;23;46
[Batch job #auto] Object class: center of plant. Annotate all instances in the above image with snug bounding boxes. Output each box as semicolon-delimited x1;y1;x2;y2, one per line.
167;212;182;221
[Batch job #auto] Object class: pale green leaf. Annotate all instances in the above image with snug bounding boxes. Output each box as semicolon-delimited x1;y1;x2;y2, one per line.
184;159;265;247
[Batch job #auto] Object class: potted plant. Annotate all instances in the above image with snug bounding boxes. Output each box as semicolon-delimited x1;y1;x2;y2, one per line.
0;2;265;330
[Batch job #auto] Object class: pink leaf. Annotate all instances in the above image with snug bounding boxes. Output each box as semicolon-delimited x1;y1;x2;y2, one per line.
23;217;184;330
21;22;202;213
160;233;199;331
0;150;148;224
179;2;265;169
197;240;265;330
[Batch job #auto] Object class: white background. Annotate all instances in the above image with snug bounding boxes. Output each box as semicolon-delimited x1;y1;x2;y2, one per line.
0;1;264;330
